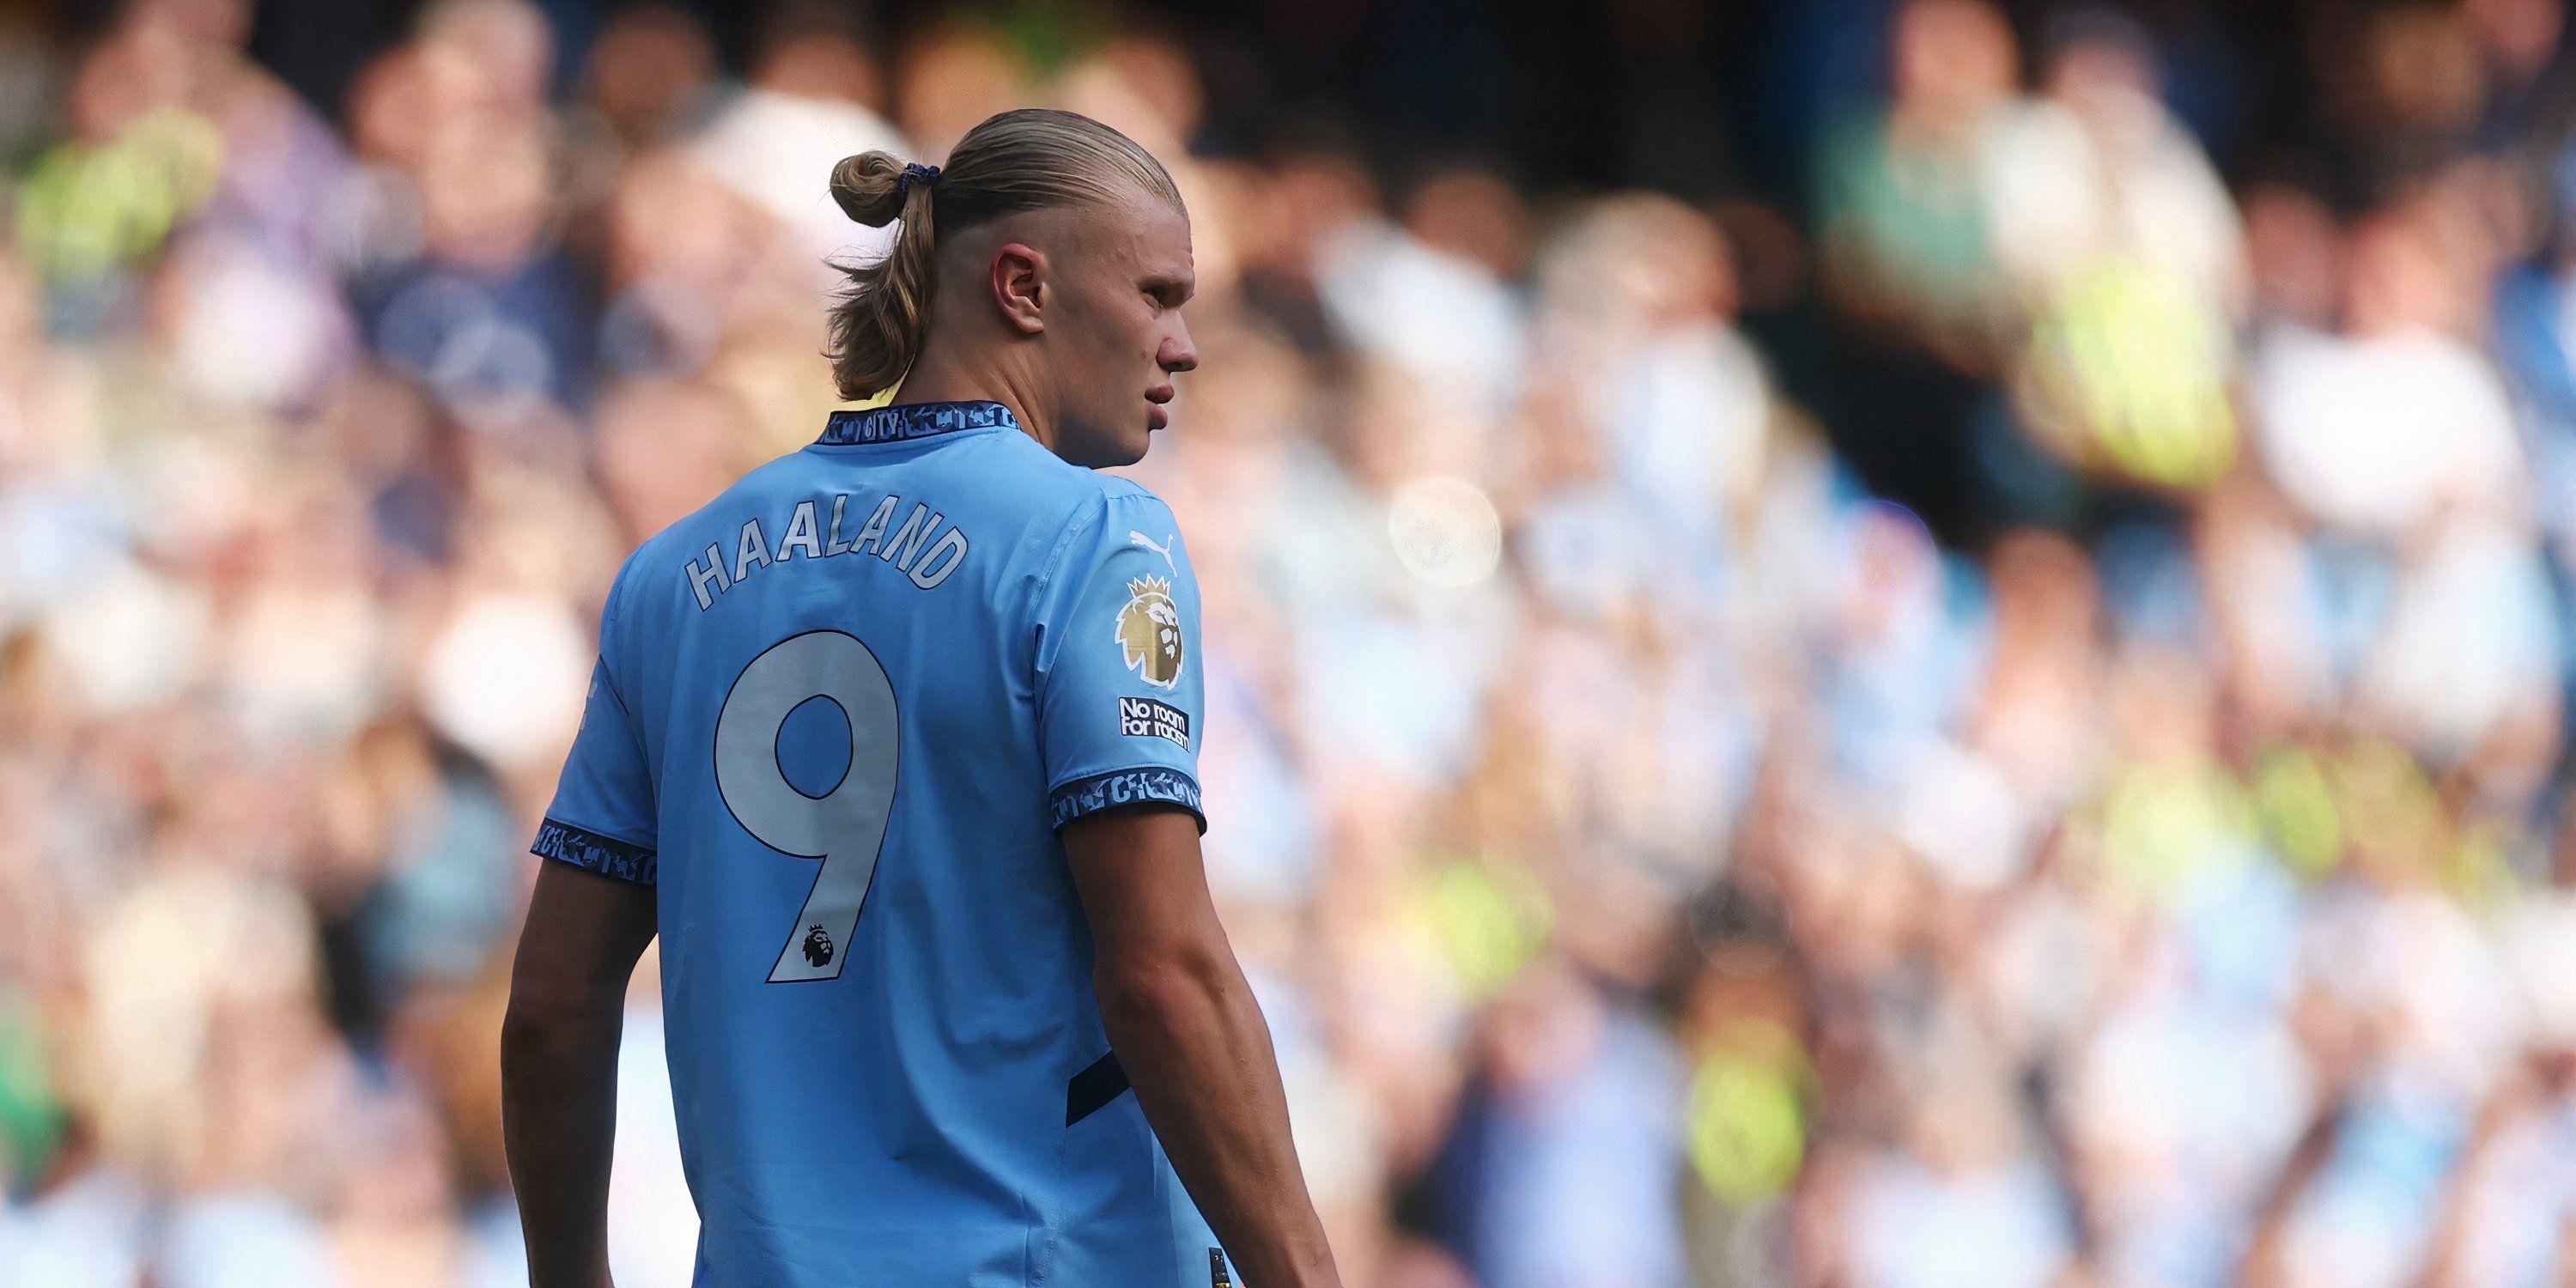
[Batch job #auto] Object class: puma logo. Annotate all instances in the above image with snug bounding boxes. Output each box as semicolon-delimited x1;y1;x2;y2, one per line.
1128;530;1176;571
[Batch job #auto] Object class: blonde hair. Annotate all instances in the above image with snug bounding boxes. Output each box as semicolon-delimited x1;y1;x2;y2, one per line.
824;108;1186;400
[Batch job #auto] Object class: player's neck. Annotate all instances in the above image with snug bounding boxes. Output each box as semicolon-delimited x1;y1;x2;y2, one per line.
892;354;1053;452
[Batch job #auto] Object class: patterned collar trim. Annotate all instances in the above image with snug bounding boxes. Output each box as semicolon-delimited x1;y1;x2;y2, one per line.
817;399;1019;446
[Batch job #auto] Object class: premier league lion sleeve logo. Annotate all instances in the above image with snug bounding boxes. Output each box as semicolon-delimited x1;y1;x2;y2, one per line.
1113;575;1185;688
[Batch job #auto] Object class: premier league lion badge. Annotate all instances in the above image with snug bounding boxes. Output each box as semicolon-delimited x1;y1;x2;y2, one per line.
1114;575;1185;688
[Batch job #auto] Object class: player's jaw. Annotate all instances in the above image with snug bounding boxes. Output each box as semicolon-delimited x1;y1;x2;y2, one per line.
1052;374;1157;466
1056;333;1188;466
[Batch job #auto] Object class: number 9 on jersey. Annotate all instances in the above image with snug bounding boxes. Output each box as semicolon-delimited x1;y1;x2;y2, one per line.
714;630;899;982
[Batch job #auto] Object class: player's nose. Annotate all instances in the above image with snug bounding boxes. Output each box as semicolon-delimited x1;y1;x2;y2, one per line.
1158;318;1198;374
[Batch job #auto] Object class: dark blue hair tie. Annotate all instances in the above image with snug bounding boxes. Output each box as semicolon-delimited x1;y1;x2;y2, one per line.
896;162;941;201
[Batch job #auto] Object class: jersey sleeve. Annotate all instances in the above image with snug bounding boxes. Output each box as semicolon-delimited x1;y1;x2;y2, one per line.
532;576;659;884
1033;490;1207;834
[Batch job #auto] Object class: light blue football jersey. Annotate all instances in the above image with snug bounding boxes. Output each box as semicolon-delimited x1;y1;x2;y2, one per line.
532;400;1236;1288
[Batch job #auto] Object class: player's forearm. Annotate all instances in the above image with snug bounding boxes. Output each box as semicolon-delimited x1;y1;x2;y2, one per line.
501;995;625;1288
1096;953;1340;1288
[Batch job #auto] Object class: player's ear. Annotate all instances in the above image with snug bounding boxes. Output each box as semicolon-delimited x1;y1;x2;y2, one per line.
990;243;1046;336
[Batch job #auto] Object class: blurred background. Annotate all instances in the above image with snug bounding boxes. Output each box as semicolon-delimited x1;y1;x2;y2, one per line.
9;0;2576;1285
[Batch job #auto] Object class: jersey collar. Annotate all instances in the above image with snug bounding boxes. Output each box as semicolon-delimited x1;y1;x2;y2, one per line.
817;399;1019;446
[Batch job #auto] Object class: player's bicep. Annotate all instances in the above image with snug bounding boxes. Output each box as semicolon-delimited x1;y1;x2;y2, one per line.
510;860;657;1012
1061;805;1224;968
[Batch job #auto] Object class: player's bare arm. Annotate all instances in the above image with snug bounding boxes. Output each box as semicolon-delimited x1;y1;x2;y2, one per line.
503;860;657;1288
1065;805;1343;1288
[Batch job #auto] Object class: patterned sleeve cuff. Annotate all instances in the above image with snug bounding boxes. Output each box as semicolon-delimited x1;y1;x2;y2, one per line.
1048;767;1206;834
531;817;659;885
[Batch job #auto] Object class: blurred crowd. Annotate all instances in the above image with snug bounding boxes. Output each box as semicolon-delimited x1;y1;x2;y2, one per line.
10;0;2576;1286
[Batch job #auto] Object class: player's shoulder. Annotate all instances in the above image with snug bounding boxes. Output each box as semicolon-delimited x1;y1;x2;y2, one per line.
984;430;1176;518
1085;469;1176;516
963;435;1184;574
